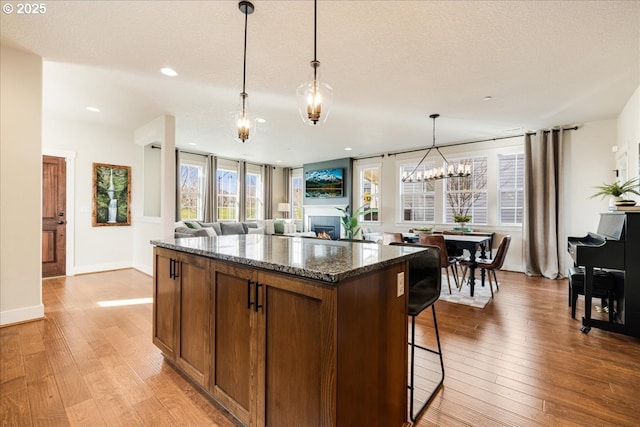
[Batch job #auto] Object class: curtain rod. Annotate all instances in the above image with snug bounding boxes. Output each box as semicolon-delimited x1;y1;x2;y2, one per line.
387;126;579;157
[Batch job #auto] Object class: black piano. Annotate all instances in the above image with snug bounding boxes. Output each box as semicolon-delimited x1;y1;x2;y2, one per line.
567;211;640;337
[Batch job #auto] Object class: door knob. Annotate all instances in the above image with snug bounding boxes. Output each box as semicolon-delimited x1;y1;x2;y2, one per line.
57;220;65;225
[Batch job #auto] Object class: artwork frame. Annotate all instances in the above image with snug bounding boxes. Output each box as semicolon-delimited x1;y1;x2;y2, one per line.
304;168;344;198
92;162;131;226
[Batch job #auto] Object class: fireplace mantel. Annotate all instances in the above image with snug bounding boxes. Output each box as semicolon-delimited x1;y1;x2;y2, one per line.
303;204;347;238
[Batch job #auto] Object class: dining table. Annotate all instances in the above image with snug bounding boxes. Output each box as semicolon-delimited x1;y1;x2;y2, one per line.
441;234;492;297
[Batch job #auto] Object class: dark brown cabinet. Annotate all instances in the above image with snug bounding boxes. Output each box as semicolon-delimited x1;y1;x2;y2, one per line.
153;246;409;427
153;248;210;387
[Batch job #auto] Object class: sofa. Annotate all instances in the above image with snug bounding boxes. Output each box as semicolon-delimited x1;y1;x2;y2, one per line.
174;219;300;238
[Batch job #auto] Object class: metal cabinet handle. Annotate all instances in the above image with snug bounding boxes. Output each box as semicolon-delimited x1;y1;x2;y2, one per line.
255;282;263;312
247;280;255;309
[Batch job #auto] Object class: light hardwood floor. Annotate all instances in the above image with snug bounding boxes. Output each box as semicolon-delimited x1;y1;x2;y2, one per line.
1;268;639;426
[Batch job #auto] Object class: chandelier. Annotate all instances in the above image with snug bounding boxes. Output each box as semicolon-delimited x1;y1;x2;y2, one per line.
401;114;471;183
296;0;333;125
233;1;256;143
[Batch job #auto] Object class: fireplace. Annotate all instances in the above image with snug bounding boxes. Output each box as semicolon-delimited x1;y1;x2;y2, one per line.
309;215;341;240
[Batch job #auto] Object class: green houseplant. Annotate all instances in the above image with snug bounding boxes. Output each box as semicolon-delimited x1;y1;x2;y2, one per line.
590;177;640;206
336;205;378;239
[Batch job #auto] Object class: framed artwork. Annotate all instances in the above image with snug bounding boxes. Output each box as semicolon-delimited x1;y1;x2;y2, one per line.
92;162;131;226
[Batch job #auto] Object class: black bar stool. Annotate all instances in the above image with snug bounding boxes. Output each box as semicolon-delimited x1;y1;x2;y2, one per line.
391;242;444;422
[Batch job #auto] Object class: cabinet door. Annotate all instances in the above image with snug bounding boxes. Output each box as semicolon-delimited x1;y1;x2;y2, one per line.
153;248;178;360
175;253;210;387
258;272;335;427
210;262;254;425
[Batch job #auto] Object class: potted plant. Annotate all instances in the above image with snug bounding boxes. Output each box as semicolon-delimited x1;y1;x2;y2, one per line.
590;177;640;207
336;205;378;239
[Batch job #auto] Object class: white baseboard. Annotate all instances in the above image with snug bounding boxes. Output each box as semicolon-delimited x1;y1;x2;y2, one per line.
0;304;44;326
132;261;152;276
73;261;132;275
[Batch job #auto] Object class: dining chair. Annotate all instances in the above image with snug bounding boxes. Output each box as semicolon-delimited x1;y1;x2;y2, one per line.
418;234;459;294
461;235;511;297
389;242;444;422
382;232;403;245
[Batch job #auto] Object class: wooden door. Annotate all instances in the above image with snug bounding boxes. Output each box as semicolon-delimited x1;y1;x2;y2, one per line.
210;262;254;425
258;271;334;427
42;155;66;277
175;253;210;387
153;248;178;360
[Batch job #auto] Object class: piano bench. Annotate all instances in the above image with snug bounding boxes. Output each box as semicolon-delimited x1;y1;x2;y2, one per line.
568;266;616;322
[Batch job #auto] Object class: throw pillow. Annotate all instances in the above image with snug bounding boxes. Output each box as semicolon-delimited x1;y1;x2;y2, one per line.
257;219;275;235
203;227;217;237
220;222;246;235
274;220;285;234
184;221;202;229
248;227;265;235
174;220;186;229
284;223;297;233
193;228;209;237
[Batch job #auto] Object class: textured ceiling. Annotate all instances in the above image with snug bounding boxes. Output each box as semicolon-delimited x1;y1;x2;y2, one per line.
2;0;639;167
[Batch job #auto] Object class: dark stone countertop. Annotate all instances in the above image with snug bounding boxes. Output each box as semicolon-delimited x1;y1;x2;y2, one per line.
151;234;426;284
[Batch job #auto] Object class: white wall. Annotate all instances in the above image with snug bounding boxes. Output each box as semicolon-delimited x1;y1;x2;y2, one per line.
0;45;44;325
133;115;176;275
563;119;619;237
42;114;140;274
617;85;640;190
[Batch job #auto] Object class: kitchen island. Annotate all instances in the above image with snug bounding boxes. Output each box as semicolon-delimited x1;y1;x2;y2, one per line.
151;234;426;427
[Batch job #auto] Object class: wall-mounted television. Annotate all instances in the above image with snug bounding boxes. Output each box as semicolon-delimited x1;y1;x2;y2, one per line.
305;168;344;198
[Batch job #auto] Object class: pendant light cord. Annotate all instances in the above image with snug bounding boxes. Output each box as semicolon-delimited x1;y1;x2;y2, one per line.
242;6;248;106
314;0;317;62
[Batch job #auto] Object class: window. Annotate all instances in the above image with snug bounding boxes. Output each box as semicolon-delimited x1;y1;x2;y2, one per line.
358;165;380;222
245;163;263;221
178;153;206;220
498;153;524;224
444;157;488;224
291;169;304;221
399;161;436;222
217;159;239;221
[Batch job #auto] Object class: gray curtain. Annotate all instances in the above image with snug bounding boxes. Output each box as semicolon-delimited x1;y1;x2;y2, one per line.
524;130;566;279
203;155;217;222
283;167;291;204
263;164;273;219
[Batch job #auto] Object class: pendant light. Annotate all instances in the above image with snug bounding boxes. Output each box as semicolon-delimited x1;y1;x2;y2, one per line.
233;1;255;143
401;114;472;182
297;0;333;126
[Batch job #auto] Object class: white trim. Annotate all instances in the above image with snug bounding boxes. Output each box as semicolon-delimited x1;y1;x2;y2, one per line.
132;261;153;276
73;261;132;275
42;148;76;276
0;304;45;326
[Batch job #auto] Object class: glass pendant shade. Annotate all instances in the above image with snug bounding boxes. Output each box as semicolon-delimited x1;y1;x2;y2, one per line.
232;92;256;143
297;61;333;125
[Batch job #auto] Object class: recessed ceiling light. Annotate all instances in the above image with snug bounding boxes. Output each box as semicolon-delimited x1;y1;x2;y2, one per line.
256;118;266;123
188;142;197;146
86;106;100;112
483;96;492;101
345;147;352;151
275;160;282;163
160;67;178;77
